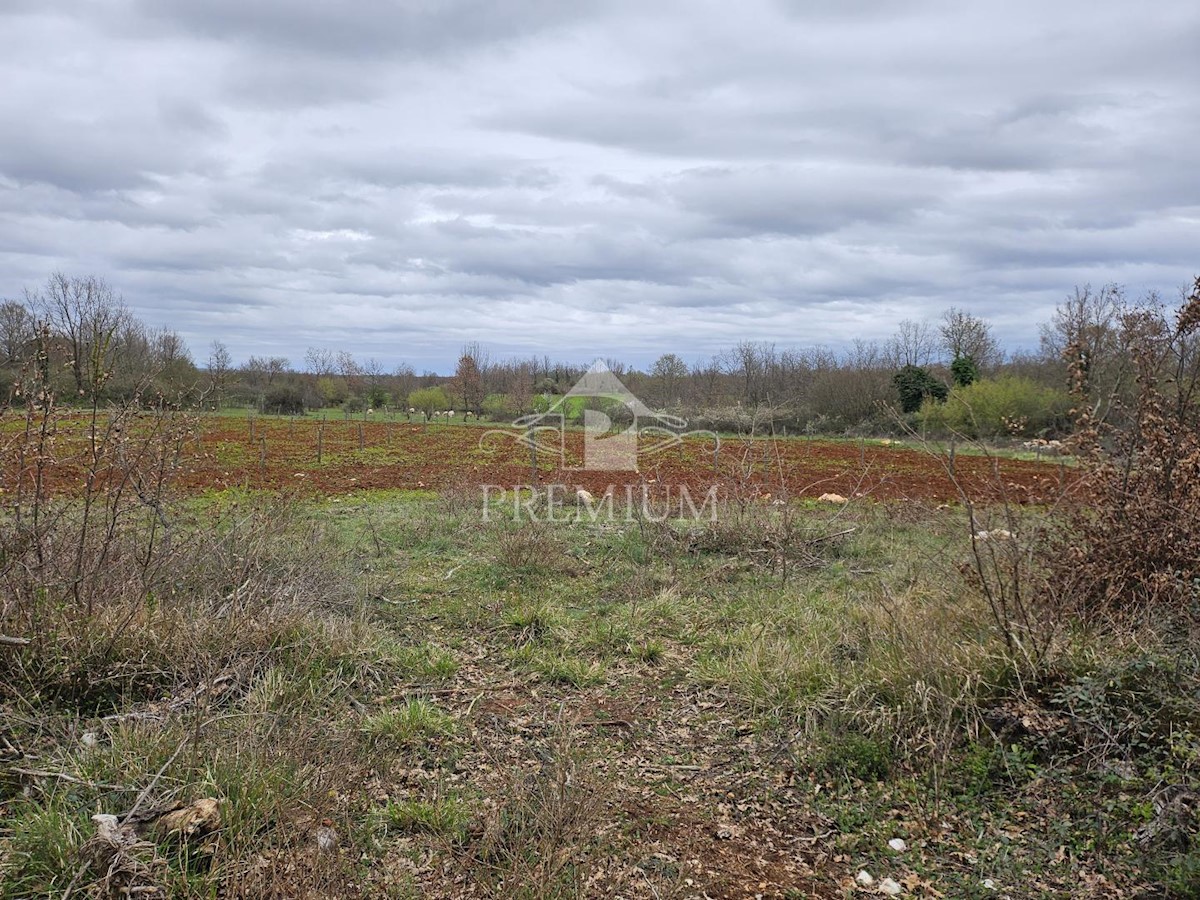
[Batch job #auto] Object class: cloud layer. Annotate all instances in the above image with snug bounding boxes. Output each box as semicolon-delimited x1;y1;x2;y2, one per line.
2;0;1198;370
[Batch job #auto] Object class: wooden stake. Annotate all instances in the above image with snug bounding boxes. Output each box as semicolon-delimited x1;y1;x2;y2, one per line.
528;422;537;484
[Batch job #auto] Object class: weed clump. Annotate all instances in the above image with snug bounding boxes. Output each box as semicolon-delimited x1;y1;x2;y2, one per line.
465;726;608;896
360;698;457;748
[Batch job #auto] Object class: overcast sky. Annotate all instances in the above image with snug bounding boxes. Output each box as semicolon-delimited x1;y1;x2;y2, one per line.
2;1;1198;372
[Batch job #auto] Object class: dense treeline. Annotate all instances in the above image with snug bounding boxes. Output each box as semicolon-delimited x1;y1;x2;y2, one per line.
3;272;1194;439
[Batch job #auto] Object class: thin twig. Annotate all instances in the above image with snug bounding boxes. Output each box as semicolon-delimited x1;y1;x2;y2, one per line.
12;768;130;792
120;739;188;828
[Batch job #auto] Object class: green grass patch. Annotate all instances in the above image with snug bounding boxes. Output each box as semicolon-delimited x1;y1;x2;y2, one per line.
360;699;457;747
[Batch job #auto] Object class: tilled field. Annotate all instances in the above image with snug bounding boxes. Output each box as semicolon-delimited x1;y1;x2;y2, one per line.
8;415;1073;503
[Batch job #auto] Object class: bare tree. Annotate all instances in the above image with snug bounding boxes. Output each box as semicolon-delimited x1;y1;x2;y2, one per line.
461;340;492;378
603;357;627;377
264;356;290;385
1039;284;1134;423
0;299;33;367
305;347;335;377
151;329;189;366
940;307;1001;371
207;340;232;408
723;341;776;405
650;353;689;407
245;355;290;387
691;355;725;407
885;319;937;368
28;272;131;396
393;362;417;403
453;352;484;416
806;340;893;427
362;357;388;406
336;350;363;395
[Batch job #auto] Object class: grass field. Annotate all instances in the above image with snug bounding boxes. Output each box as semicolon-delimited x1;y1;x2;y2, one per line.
1;410;1195;898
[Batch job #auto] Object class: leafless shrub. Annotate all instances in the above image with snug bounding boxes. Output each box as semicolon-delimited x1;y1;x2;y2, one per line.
0;342;359;708
1048;278;1200;618
683;504;854;585
435;479;486;518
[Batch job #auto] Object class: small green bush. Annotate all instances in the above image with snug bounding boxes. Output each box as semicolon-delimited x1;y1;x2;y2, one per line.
369;797;470;841
920;375;1072;437
409;386;450;421
263;384;305;415
360;699;456;747
816;731;893;781
894;365;948;414
481;392;518;420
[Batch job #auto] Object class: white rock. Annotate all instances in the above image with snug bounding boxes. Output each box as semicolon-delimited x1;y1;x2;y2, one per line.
91;813;120;839
974;529;1014;542
80;731;99;748
982;878;996;890
855;870;875;887
888;837;907;852
880;877;903;896
714;822;742;840
316;822;338;853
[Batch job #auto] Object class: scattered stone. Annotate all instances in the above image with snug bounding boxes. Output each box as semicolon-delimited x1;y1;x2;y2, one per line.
714;822;742;840
316;819;339;852
855;870;875;887
888;837;907;852
880;877;903;896
974;529;1014;542
982;878;997;890
154;798;222;842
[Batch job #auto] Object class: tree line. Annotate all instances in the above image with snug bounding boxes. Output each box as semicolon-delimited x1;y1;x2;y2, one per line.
3;272;1194;439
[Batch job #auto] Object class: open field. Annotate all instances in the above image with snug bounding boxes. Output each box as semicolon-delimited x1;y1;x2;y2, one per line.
3;415;1071;504
3;406;1196;899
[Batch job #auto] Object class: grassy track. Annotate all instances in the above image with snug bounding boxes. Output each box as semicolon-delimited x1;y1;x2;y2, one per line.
3;487;1196;897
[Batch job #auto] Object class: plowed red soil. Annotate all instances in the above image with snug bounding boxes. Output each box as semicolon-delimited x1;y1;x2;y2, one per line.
28;417;1072;503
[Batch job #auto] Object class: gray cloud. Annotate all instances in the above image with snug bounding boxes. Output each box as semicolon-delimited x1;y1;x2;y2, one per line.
131;0;604;60
0;0;1198;370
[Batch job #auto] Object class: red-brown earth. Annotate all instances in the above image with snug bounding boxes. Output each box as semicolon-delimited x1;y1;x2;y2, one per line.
3;416;1074;503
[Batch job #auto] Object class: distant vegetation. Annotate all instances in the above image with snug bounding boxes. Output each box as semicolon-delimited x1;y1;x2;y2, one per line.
3;273;1200;895
1;273;1182;445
